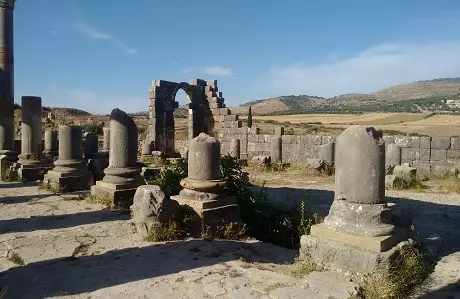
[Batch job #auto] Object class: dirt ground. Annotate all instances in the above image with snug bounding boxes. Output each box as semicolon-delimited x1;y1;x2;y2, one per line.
1;171;459;298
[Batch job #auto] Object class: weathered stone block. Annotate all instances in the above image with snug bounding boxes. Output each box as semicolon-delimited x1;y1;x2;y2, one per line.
420;136;431;149
401;148;416;161
251;155;271;166
410;136;420;148
451;137;460;150
431;137;451;150
313;135;322;145
395;136;411;148
224;115;238;121
300;135;313;145
431;149;447;161
263;135;272;143
282;135;295;144
274;126;284;136
321;135;336;144
415;148;430;161
393;164;417;181
255;142;269;152
382;136;395;145
447;149;460;160
385;144;401;166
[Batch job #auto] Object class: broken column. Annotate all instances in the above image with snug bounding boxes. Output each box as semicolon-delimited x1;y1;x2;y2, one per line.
102;127;110;152
230;138;240;159
43;125;92;192
44;129;58;158
270;136;282;163
84;133;98;160
0;0;17;181
300;126;407;274
171;133;240;233
385;143;401;174
320;142;335;174
91;109;143;208
17;96;49;181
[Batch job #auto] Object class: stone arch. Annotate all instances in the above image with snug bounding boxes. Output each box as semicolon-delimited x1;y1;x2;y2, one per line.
148;79;222;157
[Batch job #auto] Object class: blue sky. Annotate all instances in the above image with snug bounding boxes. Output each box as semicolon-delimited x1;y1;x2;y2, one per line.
14;0;460;114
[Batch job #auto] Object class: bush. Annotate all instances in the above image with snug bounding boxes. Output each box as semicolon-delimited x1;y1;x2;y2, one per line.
82;124;103;136
148;158;187;196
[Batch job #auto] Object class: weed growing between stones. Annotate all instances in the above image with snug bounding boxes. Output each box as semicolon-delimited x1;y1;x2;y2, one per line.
144;221;187;242
7;252;25;266
290;259;323;278
147;158;187;196
85;195;114;209
437;176;460;194
38;183;62;194
359;242;434;299
142;156;167;167
393;177;427;191
2;167;19;182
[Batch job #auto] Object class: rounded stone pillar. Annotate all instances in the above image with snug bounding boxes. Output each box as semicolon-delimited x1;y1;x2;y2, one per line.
102;108;141;185
102;127;110;152
84;134;98;159
270;136;282;163
18;96;42;165
0;0;16;155
335;126;385;204
53;125;84;174
188;133;221;181
385;144;401;167
44;130;58;156
141;140;151;156
230;138;240;159
323;126;395;237
320;142;335;166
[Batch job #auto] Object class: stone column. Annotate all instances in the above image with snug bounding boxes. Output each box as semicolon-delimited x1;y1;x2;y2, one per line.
17;96;49;181
84;133;98;160
91;109;142;208
270;136;282;163
300;126;407;274
230;138;240;159
43;125;91;192
44;129;58;157
171;133;240;234
385;143;401;174
0;0;17;181
102;127;110;152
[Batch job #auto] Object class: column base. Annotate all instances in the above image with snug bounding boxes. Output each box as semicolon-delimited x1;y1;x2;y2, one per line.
299;224;408;275
43;170;92;193
18;164;52;182
171;190;240;235
90;181;141;209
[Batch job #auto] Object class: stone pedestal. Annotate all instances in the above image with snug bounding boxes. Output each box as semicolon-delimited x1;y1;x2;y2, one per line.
300;126;407;275
91;109;142;208
17;96;49;181
43;126;92;192
171;133;240;234
44;130;58;158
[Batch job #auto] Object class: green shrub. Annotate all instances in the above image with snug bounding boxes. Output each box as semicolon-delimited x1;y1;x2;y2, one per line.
82;124;103;136
148;158;187;196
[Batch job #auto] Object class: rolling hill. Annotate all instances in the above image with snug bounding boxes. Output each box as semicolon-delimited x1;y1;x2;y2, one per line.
234;78;460;115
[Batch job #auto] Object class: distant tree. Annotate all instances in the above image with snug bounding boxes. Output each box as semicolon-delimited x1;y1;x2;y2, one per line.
13;103;20;109
247;106;253;128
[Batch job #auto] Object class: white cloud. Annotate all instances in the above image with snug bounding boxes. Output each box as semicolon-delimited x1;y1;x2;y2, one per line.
204;66;233;76
74;21;111;40
265;42;460;97
43;85;146;114
74;20;138;55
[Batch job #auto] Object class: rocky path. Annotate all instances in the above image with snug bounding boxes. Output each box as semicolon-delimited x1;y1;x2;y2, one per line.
0;181;459;298
0;182;360;299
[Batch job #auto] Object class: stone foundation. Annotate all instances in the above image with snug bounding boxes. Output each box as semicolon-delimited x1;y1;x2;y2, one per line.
300;227;408;275
43;170;92;192
18;164;50;181
90;181;139;209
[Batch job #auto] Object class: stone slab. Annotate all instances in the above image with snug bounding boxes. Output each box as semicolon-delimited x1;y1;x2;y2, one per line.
310;224;407;252
95;180;142;191
18;165;51;182
43;171;92;193
90;184;138;209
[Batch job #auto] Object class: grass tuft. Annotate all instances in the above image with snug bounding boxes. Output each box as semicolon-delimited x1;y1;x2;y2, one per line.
290;259;323;278
144;221;186;242
8;252;25;266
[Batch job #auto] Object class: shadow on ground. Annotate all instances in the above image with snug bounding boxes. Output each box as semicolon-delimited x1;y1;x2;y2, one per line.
0;239;296;298
0;210;130;234
250;185;460;258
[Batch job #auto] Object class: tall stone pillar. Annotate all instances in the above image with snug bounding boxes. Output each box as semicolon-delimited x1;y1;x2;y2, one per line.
230;138;240;159
0;0;17;181
171;133;240;234
43;129;58;157
300;126;407;274
270;137;282;163
91;109;142;208
84;133;98;160
43;125;92;192
17;96;49;181
102;127;110;152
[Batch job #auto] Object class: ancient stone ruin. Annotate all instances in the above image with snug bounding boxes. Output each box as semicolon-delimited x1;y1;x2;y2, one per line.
300;126;407;274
